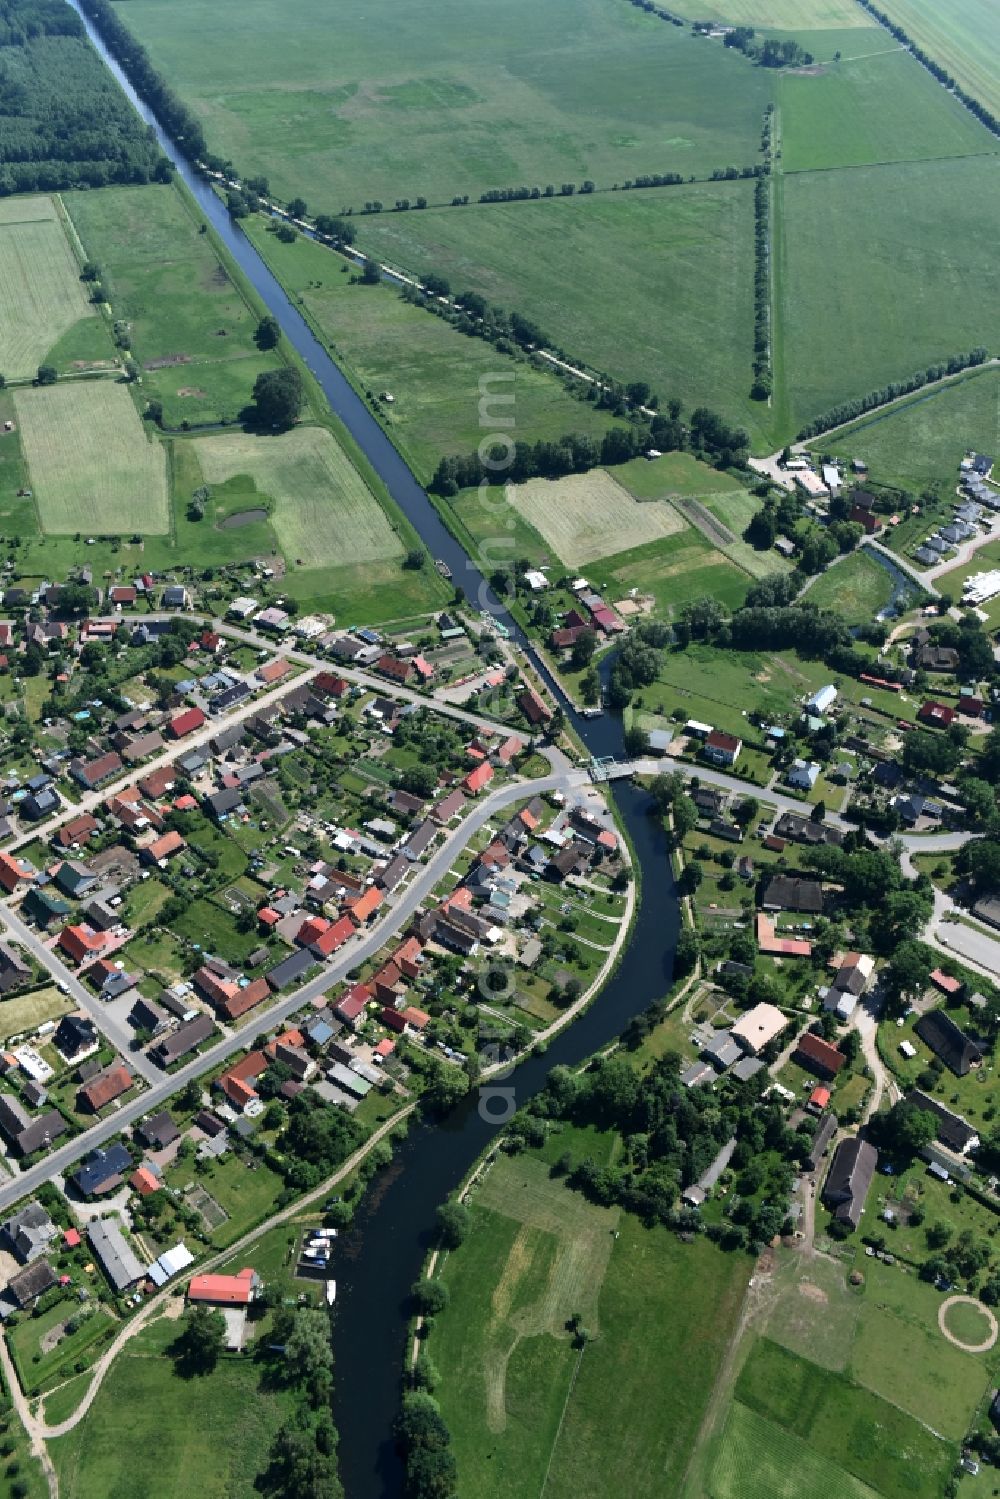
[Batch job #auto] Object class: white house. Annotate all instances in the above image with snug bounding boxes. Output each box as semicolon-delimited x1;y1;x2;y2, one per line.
787;759;821;791
523;570;549;592
805;684;837;716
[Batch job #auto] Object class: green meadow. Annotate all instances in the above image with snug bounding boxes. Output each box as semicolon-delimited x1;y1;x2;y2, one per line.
353;184;765;443
808;367;1000;491
110;0;771;205
778;45;993;173
241;216;619;484
777;155;1000;439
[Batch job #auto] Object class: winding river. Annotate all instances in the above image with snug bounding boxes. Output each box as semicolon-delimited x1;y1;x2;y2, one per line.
64;8;682;1489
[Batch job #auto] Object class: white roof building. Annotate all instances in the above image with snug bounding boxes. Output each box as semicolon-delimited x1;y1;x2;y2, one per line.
523;570;549;591
227;597;258;620
788;759;821;790
147;1241;196;1288
822;465;841;491
805;684;837;716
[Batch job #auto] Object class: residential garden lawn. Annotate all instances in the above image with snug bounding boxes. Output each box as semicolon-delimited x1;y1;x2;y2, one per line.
877;0;1000;119
170;899;259;964
241;219;619;485
13;381;169;535
64;182;284;426
0;985;72;1041
707;1402;880;1499
50;1316;291;1499
805;551;894;626
776;155;1000;442
8;1301;117;1396
112;0;771;205
194;426;404;567
808;367;1000;492
778;45;993;174
735;1336;956;1499
0;194;102;381
849;1304;988;1439
167;1151;287;1247
542;1220;750;1499
352;183;768;445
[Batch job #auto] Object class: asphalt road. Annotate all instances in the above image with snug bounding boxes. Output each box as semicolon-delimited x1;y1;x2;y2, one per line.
0;762;585;1214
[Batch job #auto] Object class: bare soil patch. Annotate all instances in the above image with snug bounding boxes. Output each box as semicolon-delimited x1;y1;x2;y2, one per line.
144;353;191;370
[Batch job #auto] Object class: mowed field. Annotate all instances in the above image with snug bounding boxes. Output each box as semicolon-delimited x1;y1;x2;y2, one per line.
708;1403;881;1499
240;217;619;485
14;382;169;534
777;155;1000;439
64;184;284;426
508;470;684;568
878;0;1000;118
778;45;993;172
432;1152;750;1499
0;196;97;381
808;367;1000;491
355;184;765;444
193;427;404;566
110;0;771;206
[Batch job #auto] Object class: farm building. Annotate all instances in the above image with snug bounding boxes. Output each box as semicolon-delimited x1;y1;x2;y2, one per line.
823;1137;877;1230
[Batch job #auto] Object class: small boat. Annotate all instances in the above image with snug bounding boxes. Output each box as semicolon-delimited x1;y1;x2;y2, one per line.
434;558;453;579
326;1280;337;1305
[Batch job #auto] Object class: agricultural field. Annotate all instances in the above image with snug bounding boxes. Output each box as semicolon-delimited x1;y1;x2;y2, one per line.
240;217;619;485
734;1336;957;1499
707;1402;881;1499
50;1318;291;1499
808;367;1000;493
13;381;169;535
431;1150;749;1499
664;0;874;26
804;550;894;625
110;0;771;205
352;183;767;445
194;426;404;567
778;45;994;173
776;155;1000;440
507;470;684;568
878;0;1000;119
65;183;284;426
0;196;105;381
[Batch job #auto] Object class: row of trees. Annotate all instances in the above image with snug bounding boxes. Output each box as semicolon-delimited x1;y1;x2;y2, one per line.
723;27;814;68
857;0;1000;136
795;347;990;439
78;0;205;158
751;167;771;400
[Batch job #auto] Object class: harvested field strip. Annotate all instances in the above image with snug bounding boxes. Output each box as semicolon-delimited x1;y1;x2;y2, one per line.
0;203;95;380
507;469;684;568
14;382;168;535
194;426;404;568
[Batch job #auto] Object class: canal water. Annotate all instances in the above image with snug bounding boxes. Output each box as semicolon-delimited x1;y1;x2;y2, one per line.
64;9;681;1490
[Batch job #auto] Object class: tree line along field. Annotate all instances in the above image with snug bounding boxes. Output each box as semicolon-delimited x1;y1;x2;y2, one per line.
876;0;1000;120
109;0;773;207
806;367;1000;492
240;217;622;486
64;183;286;427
